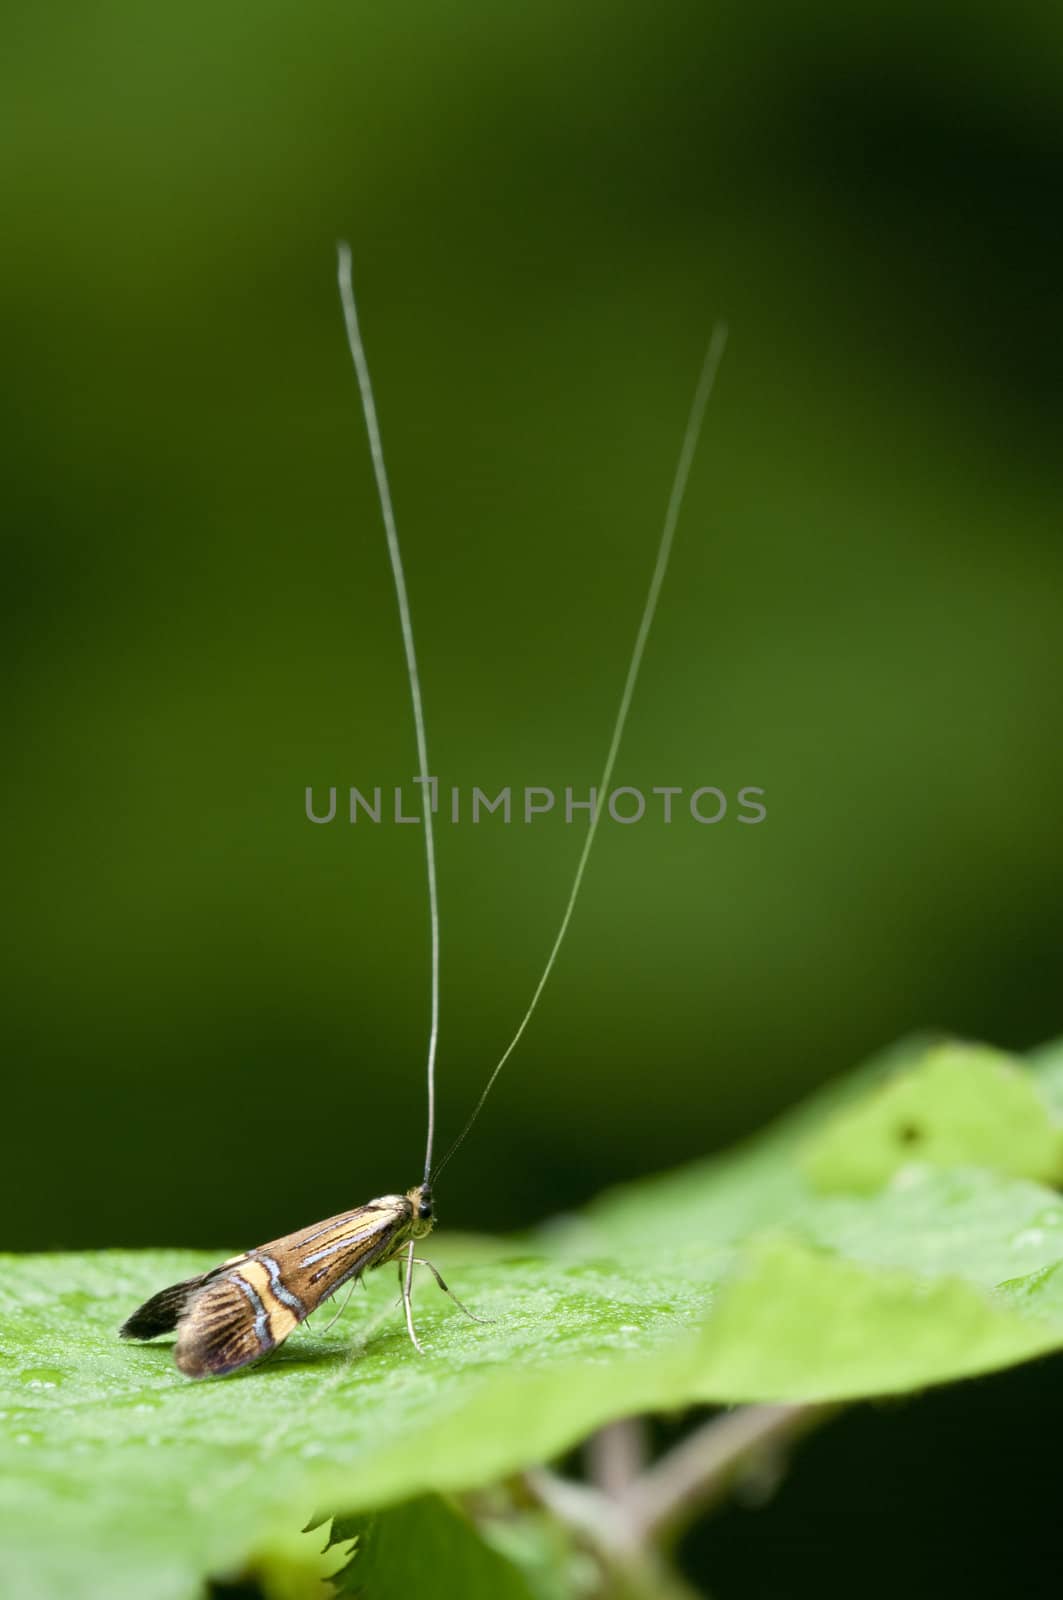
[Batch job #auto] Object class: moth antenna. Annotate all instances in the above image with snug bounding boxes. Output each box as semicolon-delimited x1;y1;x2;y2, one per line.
433;321;729;1181
337;243;441;1183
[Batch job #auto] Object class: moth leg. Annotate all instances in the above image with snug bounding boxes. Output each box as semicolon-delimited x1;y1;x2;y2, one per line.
401;1239;424;1355
411;1257;490;1324
316;1278;358;1337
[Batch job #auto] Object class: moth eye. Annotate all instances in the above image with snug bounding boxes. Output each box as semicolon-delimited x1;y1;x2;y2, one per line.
418;1202;432;1220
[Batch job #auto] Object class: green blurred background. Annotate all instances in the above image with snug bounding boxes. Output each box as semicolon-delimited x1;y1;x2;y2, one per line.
5;1;1062;1252
5;3;1063;1593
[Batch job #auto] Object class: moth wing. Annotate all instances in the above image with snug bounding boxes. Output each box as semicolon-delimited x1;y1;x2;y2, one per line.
259;1198;405;1261
119;1256;245;1341
260;1198;410;1307
120;1198;412;1378
175;1272;271;1379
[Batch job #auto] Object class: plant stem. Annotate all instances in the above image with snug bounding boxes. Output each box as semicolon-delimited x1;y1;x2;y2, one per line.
525;1402;836;1595
621;1403;833;1541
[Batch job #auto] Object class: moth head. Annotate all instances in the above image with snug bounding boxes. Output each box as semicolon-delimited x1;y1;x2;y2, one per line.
408;1182;434;1236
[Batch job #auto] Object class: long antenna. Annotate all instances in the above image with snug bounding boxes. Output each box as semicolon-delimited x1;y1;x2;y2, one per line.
337;243;441;1184
433;320;729;1180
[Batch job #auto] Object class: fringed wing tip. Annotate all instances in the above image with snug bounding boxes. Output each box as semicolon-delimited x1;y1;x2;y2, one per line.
119;1275;207;1341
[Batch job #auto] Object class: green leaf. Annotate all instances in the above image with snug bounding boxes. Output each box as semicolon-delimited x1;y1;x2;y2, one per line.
798;1041;1063;1191
679;1233;1062;1401
327;1493;689;1600
1031;1034;1063;1116
4;1034;1063;1600
328;1496;541;1599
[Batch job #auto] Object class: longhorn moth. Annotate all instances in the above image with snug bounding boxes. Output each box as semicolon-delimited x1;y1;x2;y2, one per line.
119;246;727;1377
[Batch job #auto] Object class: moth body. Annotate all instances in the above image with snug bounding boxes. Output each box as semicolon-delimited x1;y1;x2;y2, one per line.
121;1184;434;1378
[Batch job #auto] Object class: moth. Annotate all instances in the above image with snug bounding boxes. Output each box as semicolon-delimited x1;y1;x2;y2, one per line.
119;1183;480;1378
120;245;726;1378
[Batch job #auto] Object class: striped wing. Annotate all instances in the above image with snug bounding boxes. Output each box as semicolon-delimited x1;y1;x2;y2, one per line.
122;1197;412;1379
253;1197;410;1307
